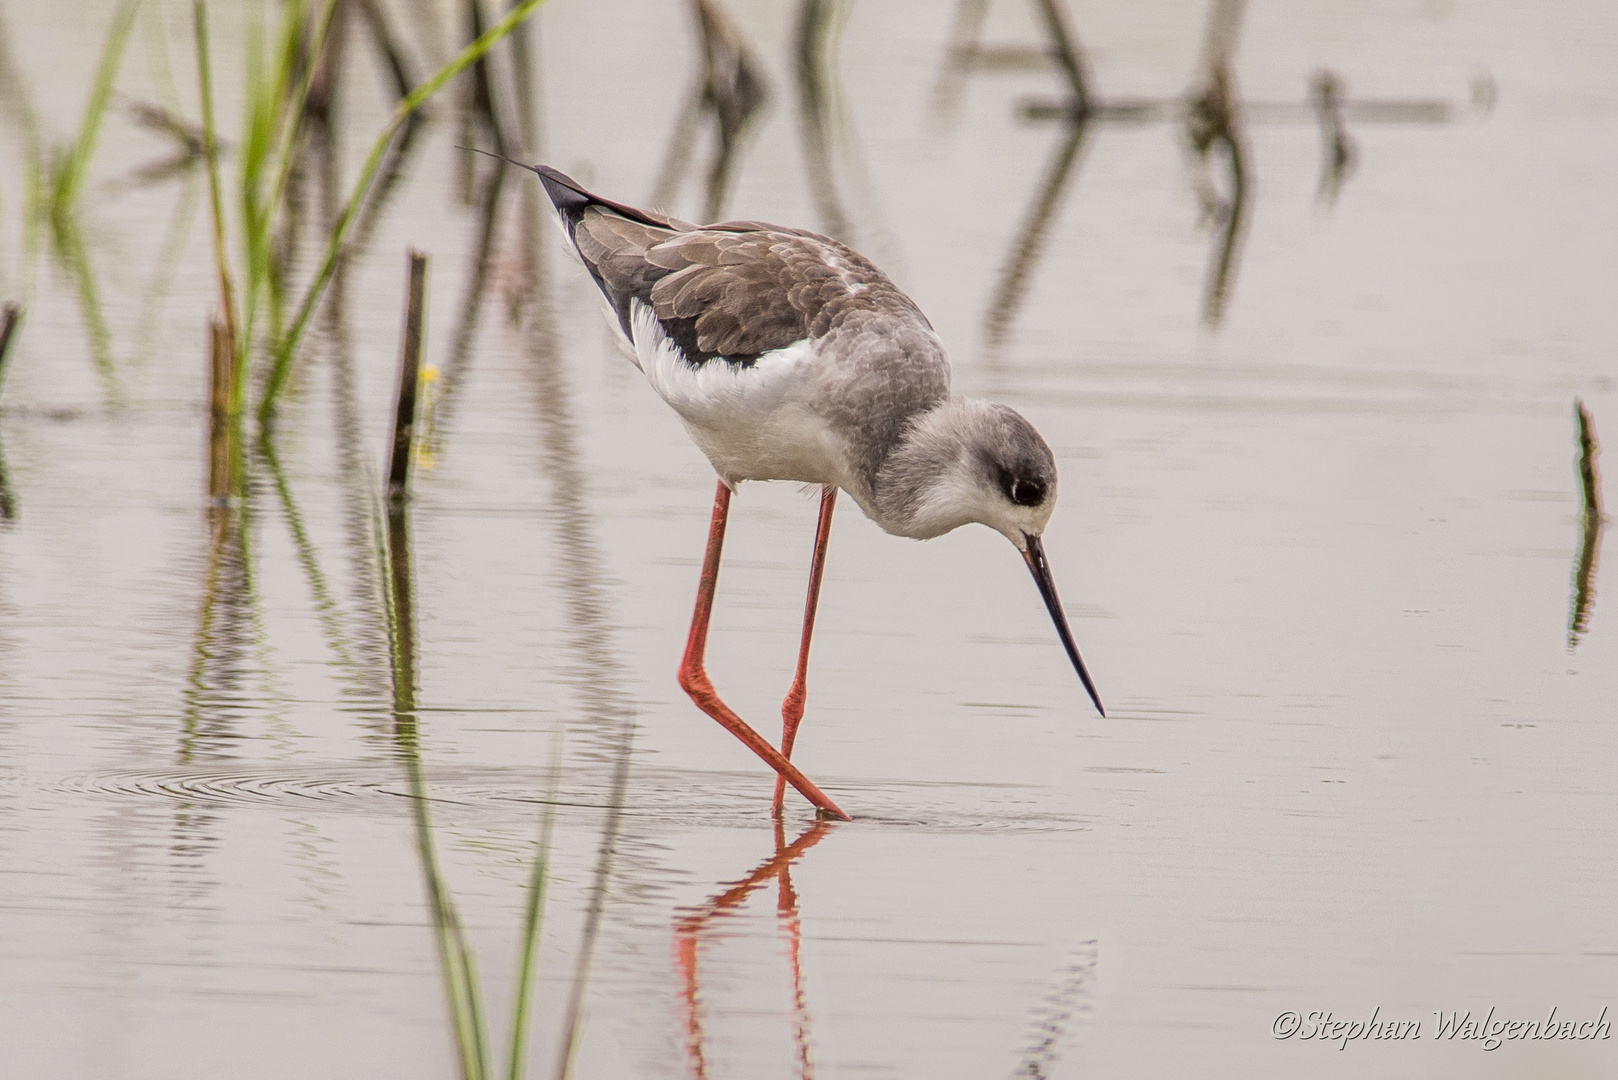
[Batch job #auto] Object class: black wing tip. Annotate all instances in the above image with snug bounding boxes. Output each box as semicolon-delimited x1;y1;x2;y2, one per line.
454;145;590;215
454;147;674;230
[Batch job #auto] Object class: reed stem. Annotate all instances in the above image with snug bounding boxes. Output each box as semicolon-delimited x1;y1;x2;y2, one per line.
194;0;240;388
388;250;429;501
207;317;233;503
261;0;552;429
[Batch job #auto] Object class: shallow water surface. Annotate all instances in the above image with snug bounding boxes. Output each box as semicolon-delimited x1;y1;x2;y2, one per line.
1;1;1616;1077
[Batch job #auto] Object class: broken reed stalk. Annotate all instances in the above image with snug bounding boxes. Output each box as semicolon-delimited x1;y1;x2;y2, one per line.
262;0;552;428
0;303;20;399
1576;398;1604;521
208;318;234;503
388;250;429;501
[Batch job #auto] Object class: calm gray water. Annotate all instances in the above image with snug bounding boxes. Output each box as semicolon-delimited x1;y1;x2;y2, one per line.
1;1;1615;1076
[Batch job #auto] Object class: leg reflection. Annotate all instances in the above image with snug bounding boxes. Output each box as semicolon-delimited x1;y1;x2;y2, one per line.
675;820;835;1079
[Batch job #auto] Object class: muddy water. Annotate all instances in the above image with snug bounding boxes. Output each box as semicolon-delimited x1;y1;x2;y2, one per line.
2;1;1616;1077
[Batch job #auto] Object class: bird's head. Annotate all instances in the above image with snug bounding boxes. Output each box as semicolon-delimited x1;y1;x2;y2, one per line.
882;398;1057;544
879;398;1104;715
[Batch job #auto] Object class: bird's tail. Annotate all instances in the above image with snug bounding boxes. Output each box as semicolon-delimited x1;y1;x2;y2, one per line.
457;146;677;239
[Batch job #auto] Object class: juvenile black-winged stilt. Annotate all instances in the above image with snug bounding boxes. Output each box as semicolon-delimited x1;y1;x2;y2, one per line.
491;156;1103;821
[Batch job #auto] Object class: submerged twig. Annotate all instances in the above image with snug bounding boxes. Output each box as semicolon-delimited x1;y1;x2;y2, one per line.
1569;399;1606;649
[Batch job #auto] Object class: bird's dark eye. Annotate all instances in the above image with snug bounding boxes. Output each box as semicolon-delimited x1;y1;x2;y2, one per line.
1009;478;1046;507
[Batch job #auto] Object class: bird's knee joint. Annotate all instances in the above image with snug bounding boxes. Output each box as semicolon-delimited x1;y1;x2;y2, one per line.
678;665;710;699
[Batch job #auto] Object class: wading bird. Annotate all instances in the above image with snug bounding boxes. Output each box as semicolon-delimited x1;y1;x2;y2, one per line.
501;157;1103;821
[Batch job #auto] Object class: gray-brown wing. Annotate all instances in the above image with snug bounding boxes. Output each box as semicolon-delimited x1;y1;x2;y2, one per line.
573;210;927;367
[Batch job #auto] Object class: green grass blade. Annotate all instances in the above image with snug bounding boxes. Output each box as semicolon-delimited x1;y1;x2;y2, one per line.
506;735;563;1080
50;0;139;223
259;0;552;428
56;217;120;405
194;0;240;400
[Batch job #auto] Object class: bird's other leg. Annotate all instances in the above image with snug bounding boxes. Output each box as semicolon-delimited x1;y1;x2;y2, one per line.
773;485;837;815
679;480;851;821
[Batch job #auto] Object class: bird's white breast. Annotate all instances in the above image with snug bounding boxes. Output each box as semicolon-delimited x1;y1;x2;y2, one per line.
629;300;852;487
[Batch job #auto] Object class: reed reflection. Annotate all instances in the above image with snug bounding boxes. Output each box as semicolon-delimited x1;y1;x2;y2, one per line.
382;249;559;1080
984;115;1088;353
1010;939;1098;1079
959;0;1478;339
455;0;512;205
1311;69;1355;208
180;499;262;765
1569;399;1605;650
0;304;19;522
1184;0;1249;329
794;0;852;243
649;0;769;223
428;156;508;436
980;0;1093;352
517;165;643;1080
314;121;395;704
675;819;835;1080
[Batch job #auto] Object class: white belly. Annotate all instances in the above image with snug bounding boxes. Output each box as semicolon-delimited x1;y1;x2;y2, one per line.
630;301;852;486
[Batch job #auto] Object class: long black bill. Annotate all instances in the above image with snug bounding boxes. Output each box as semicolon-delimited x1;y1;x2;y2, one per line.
1022;534;1105;717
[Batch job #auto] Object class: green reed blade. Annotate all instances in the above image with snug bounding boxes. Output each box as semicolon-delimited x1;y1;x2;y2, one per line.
50;0;139;225
260;0;552;428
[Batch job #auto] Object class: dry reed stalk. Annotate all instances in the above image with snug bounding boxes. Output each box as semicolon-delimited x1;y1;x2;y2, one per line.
388;250;429;500
207;317;234;503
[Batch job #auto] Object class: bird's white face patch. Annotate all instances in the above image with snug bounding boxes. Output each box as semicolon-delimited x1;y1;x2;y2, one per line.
903;448;1056;547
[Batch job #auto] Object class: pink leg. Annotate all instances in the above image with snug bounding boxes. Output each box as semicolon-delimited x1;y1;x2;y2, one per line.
678;481;850;821
773;486;838;815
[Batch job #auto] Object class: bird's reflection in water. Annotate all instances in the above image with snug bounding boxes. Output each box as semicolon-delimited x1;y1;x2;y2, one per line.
675;819;835;1080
